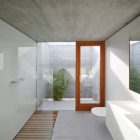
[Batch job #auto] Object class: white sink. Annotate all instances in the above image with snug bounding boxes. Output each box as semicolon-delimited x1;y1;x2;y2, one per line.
106;101;140;140
126;114;140;129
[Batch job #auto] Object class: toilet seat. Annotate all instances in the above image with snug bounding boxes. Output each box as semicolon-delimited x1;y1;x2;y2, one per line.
91;107;106;117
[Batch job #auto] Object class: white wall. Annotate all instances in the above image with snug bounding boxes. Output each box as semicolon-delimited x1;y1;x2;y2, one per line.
105;16;140;101
0;20;36;140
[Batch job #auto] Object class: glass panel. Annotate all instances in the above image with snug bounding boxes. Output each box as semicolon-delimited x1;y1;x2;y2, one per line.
130;41;140;94
37;42;75;110
80;46;100;103
36;43;53;107
50;43;76;102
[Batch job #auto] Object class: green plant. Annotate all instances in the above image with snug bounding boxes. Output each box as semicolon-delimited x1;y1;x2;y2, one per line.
130;68;140;94
53;68;68;101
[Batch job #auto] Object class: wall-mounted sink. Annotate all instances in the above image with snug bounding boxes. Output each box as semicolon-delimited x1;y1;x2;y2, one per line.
106;101;140;140
126;114;140;129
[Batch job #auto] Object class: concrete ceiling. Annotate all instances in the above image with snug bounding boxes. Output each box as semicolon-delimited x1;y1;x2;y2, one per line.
130;27;140;40
0;0;140;42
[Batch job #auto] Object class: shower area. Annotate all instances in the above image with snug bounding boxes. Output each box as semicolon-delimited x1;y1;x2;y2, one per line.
36;42;101;110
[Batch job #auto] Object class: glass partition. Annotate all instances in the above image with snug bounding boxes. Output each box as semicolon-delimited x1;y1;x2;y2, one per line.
130;41;140;94
37;42;75;110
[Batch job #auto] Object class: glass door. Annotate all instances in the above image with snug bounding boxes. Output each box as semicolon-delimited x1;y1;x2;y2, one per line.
76;41;105;110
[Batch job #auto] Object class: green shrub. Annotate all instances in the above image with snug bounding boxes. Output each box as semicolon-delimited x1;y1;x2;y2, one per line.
53;68;68;101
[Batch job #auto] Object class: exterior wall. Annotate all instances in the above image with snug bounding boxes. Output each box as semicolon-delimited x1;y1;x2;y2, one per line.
0;19;36;140
105;16;140;101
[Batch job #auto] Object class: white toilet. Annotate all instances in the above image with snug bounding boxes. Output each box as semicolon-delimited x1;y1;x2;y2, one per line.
91;107;106;117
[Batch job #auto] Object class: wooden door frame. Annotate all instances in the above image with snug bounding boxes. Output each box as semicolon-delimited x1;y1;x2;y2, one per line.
76;41;105;111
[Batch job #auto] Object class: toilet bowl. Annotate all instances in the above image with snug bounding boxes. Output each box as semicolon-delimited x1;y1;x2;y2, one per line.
91;107;106;117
